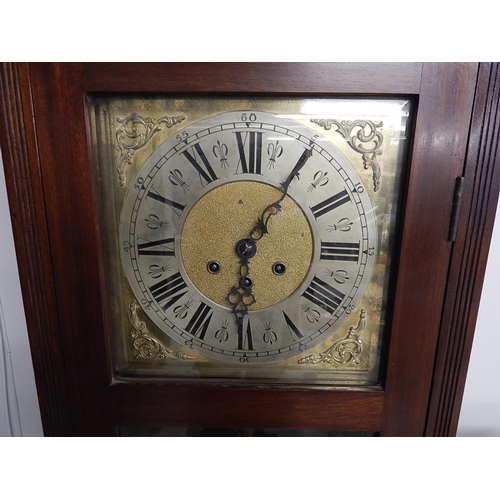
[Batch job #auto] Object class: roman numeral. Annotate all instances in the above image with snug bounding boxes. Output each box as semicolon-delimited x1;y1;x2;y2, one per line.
138;237;175;257
320;241;360;262
235;131;263;174
282;311;303;339
149;272;188;311
185;302;213;340
302;276;345;315
310;189;351;219
147;188;185;217
237;318;254;351
182;143;218;186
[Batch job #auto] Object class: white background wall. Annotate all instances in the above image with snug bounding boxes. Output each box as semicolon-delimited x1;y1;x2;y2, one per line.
456;198;500;436
0;151;43;436
0;147;498;437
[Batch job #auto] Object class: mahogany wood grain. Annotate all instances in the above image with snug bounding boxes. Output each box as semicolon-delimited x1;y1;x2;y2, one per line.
1;62;498;436
426;63;500;436
111;384;384;432
26;63;111;435
83;62;423;95
380;63;478;436
0;63;73;436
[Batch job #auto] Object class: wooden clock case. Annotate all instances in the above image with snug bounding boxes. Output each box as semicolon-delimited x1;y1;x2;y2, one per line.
0;62;499;436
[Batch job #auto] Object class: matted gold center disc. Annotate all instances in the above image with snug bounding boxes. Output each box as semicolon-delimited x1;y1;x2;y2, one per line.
181;181;313;310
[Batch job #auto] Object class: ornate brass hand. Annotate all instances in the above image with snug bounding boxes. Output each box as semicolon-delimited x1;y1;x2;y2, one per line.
226;143;315;326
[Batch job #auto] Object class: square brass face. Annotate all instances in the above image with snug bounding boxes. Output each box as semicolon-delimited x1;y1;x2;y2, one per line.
87;95;411;386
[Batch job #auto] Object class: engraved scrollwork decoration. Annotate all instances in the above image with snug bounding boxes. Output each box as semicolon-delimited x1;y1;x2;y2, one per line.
116;113;186;186
128;302;193;361
310;118;383;191
298;308;367;366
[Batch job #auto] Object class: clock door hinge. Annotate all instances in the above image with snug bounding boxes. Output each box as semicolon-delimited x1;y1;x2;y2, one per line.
448;176;465;242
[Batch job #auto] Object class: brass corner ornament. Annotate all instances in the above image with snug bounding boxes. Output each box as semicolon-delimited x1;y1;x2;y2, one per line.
116;113;186;186
310;119;383;192
128;302;193;361
298;308;367;366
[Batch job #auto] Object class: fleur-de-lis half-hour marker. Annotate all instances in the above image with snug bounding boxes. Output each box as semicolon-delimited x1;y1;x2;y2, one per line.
307;170;329;192
148;264;172;279
213;140;231;169
327;217;353;232
173;299;193;319
325;269;349;284
301;304;321;323
169;169;190;192
145;214;169;230
263;322;278;345
215;320;230;343
266;141;283;169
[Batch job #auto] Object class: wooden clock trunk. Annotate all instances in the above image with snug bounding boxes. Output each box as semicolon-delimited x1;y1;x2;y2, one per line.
0;62;499;436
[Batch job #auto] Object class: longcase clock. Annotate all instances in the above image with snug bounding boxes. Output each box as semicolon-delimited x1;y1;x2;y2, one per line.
1;62;499;436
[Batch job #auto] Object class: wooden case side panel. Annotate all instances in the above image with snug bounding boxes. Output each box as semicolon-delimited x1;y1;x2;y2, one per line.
0;63;73;436
380;63;479;436
426;62;500;436
25;63;112;436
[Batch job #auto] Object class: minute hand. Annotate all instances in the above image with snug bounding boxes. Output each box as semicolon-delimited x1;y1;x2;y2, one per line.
281;144;314;194
253;145;314;239
227;144;314;324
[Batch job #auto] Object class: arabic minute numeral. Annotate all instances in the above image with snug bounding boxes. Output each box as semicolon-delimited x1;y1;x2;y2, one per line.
176;131;188;142
239;354;250;363
241;113;257;122
353;182;365;193
140;298;152;310
364;246;376;256
134;177;145;190
345;303;355;314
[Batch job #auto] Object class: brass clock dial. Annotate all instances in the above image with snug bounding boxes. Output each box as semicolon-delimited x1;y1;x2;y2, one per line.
120;110;378;363
181;180;314;311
